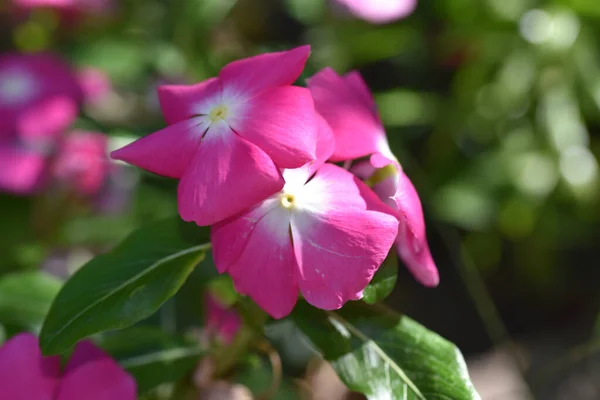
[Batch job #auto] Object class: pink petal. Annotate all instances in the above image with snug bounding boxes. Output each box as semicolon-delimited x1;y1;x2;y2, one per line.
205;294;242;344
282;112;335;185
157;78;222;125
77;67;111;104
223;207;299;319
18;96;78;143
219;45;310;96
233;86;317;168
110;118;206;179
308;67;389;162
53;131;109;196
335;0;417;24
211;198;279;273
342;71;374;107
0;333;61;400
178;124;284;226
57;340;136;400
0;145;48;194
370;151;395;169
296;163;388;213
393;172;439;287
291;208;398;310
63;339;108;373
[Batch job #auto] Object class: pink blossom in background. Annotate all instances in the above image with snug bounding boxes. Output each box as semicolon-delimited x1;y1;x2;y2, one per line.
205;294;241;344
332;0;417;24
0;333;136;400
211;115;398;319
53;131;110;196
77;67;111;105
0;53;82;141
112;46;319;226
309;68;439;287
0;145;48;194
12;0;114;14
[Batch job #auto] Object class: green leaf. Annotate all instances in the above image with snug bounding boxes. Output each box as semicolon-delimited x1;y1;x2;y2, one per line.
293;302;480;400
101;327;205;394
0;271;62;329
362;251;398;304
40;217;212;356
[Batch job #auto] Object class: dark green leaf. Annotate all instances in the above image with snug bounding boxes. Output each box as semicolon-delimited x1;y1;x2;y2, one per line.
362;251;398;304
293;302;480;400
0;271;62;328
40;217;212;355
101;327;205;394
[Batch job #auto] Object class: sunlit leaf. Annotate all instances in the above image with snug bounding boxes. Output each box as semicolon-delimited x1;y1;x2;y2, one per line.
293;301;480;400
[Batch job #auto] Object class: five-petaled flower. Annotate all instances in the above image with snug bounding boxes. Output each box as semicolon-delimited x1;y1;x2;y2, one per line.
211;116;399;318
112;45;319;226
308;67;439;287
0;333;136;400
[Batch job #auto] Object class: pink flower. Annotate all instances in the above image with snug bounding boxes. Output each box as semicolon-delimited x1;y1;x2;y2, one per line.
332;0;417;24
12;0;114;14
111;46;318;226
0;333;136;400
205;294;242;345
308;68;439;287
53;131;109;196
0;144;48;194
0;53;82;141
211;116;399;318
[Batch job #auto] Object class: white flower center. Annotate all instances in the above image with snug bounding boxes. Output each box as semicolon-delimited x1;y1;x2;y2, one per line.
208;104;228;122
0;69;38;106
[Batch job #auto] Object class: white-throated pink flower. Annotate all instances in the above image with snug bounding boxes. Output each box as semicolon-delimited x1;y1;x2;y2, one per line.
112;46;319;226
0;52;82;141
211;115;398;318
308;67;439;287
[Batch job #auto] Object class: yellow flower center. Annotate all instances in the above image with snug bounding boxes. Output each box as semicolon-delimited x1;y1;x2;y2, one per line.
208;105;228;122
280;193;296;209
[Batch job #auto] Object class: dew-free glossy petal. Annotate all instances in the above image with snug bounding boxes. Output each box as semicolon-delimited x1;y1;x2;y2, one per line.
158;78;222;125
282;113;335;185
178;124;284;226
233;86;317;168
308;68;387;162
0;333;61;400
225;207;299;319
57;341;136;400
110;117;206;178
291;209;398;310
337;0;417;24
211;197;279;273
393;172;439;287
220;45;310;96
